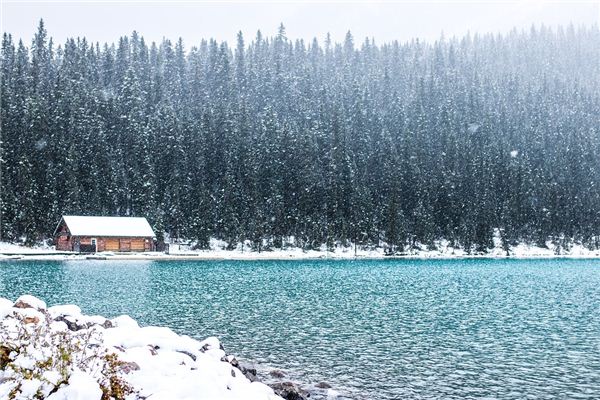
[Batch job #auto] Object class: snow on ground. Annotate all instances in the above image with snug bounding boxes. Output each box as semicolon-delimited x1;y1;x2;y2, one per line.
0;241;61;254
0;295;282;400
3;232;600;260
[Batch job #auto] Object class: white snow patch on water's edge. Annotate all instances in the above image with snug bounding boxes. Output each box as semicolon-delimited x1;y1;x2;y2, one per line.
0;295;283;400
3;231;600;260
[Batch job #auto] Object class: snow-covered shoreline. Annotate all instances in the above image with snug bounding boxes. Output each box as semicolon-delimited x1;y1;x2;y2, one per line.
0;295;303;400
3;239;600;261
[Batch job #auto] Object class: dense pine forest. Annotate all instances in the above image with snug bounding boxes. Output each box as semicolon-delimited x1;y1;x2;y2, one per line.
1;21;600;252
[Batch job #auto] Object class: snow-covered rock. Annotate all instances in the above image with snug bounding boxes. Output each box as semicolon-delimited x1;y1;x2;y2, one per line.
0;295;283;400
110;314;140;330
0;297;14;319
14;294;47;311
47;304;82;318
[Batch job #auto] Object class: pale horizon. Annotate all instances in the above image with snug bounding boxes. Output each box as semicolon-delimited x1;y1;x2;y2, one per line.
2;1;599;48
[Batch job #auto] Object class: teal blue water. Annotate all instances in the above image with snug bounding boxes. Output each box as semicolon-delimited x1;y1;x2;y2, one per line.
1;259;600;399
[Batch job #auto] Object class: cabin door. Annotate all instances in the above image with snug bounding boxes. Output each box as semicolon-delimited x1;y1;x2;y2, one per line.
130;239;145;252
105;238;119;251
91;238;97;252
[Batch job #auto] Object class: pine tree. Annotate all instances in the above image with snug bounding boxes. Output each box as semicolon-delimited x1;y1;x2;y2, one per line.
1;23;599;254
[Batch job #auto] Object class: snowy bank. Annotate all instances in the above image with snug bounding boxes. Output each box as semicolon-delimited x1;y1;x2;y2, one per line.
0;295;284;400
0;241;66;255
164;236;600;260
3;239;600;261
4;231;600;261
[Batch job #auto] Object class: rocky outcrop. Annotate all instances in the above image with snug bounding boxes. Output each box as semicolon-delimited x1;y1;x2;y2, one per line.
269;381;310;400
13;295;47;311
269;369;286;378
222;355;259;382
220;355;312;400
49;304;113;331
0;295;283;400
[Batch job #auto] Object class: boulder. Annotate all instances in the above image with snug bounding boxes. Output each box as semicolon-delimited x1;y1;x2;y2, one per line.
269;369;286;378
23;315;40;324
13;295;46;311
110;315;139;329
53;313;113;331
239;363;258;382
199;336;223;352
119;361;140;374
221;356;258;382
13;307;46;325
269;382;310;400
221;355;239;368
54;315;87;331
82;315;113;329
47;304;82;319
176;350;197;361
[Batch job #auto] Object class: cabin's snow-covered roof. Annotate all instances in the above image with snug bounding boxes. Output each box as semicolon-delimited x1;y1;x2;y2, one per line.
59;216;155;237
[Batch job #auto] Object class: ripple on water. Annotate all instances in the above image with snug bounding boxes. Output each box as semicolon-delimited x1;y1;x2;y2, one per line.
2;258;600;399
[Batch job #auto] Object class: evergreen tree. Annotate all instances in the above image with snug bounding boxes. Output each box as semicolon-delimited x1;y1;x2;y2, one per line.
1;21;600;253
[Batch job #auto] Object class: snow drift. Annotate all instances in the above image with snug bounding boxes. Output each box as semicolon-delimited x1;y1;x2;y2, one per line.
0;295;282;400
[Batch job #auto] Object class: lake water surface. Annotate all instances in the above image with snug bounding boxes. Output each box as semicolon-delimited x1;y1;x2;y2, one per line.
1;258;600;399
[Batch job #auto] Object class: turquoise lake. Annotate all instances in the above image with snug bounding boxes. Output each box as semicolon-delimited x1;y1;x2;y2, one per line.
1;258;600;399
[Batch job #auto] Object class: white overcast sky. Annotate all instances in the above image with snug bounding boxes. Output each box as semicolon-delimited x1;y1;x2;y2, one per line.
1;1;599;48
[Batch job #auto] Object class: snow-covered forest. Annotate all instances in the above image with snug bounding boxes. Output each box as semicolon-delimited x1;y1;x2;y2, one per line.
1;21;600;251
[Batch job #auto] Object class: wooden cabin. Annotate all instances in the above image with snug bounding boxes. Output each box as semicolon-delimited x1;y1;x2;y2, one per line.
54;216;156;252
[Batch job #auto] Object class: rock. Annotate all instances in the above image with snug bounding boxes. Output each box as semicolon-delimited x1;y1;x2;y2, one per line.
221;355;258;382
221;355;239;367
110;315;139;329
47;304;82;319
13;308;46;326
82;315;112;329
54;313;113;331
119;361;140;374
244;370;258;383
176;350;197;361
199;336;223;352
14;295;47;311
0;298;14;319
315;382;331;389
23;315;40;324
49;321;69;332
269;382;310;400
240;363;258;382
54;315;87;331
3;295;317;400
269;369;286;378
242;365;256;376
